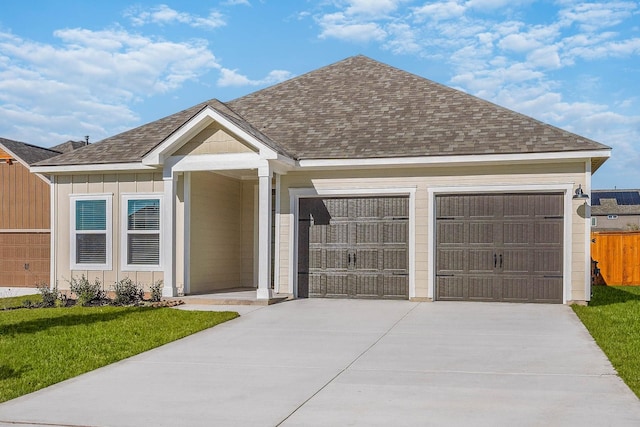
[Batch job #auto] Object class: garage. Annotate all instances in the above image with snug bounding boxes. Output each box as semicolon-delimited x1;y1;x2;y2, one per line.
298;196;409;299
435;193;564;303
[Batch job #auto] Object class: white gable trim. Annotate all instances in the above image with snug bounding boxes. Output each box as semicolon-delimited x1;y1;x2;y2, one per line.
297;150;611;170
143;106;283;166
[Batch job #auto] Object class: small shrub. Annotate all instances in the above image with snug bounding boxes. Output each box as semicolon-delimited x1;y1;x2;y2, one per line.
149;280;163;302
22;299;33;309
69;275;104;306
113;278;144;305
37;283;66;308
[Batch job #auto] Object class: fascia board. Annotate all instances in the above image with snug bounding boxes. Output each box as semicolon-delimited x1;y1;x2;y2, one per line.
297;150;612;170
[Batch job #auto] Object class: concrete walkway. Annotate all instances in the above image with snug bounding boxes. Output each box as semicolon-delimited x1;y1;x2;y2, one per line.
1;300;639;426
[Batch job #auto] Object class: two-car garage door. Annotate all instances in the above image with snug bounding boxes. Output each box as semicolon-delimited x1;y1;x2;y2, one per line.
297;193;564;303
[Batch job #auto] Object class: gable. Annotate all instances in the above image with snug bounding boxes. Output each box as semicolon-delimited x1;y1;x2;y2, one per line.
173;123;257;157
0;147;13;162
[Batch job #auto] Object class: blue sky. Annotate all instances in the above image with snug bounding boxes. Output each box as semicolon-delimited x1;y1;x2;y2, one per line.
0;1;638;189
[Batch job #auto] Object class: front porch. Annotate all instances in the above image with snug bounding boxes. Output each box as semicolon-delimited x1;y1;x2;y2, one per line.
165;287;291;306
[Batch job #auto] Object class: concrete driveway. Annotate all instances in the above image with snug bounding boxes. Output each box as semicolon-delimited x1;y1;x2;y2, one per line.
1;300;639;426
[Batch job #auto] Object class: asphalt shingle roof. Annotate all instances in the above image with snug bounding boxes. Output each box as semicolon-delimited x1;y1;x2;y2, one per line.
35;55;610;167
0;137;63;165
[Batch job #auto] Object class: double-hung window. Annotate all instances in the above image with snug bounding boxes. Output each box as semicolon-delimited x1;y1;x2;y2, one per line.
122;194;163;270
70;195;112;270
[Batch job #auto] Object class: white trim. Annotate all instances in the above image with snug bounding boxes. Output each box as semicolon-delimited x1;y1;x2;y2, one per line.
50;175;56;290
69;193;113;271
257;166;273;299
143;106;283;166
274;173;281;294
297;150;611;170
168;153;266;173
120;193;164;272
288;186;417;299
427;183;574;304
32;163;158;174
184;172;191;295
584;161;592;302
162;172;178;297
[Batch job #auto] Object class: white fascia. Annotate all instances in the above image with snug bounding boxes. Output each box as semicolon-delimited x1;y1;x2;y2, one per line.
143;106;285;166
297;150;611;170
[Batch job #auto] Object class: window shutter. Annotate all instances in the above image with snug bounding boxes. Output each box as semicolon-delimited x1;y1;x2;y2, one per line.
127;234;160;265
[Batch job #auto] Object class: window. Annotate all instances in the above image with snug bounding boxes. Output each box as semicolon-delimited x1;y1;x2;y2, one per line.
70;195;112;270
607;215;618;220
122;195;163;270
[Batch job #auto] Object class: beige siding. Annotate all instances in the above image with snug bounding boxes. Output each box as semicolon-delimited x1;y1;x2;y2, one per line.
189;172;243;293
277;161;589;302
53;172;164;292
174;123;256;156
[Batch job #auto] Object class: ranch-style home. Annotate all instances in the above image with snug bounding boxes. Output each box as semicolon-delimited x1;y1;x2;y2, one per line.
32;56;610;304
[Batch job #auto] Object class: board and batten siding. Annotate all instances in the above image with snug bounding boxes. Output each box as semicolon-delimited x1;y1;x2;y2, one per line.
0;158;50;287
53;173;165;291
276;161;590;303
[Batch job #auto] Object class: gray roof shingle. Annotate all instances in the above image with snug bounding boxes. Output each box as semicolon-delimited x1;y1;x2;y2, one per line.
35;55;610;167
0;137;63;165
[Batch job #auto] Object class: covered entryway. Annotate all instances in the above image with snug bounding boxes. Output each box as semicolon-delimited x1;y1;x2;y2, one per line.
298;196;409;299
435;193;564;303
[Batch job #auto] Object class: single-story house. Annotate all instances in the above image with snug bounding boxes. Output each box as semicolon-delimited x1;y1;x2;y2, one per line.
0;138;76;294
591;189;640;231
32;56;611;304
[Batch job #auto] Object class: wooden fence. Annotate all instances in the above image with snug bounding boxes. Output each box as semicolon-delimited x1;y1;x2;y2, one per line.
591;231;640;286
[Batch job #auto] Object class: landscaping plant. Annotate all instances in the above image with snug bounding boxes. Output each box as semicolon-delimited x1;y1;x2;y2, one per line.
68;275;105;306
112;277;144;305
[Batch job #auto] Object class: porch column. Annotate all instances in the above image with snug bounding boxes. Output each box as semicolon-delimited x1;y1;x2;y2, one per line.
257;165;272;300
162;170;178;297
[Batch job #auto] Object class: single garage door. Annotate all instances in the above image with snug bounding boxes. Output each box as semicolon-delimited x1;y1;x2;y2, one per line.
435;193;563;303
298;196;409;299
0;232;50;288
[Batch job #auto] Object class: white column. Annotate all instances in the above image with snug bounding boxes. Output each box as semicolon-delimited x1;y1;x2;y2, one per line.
257;165;273;300
163;170;178;297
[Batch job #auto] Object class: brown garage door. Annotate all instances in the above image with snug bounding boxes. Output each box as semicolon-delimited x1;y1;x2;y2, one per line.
298;197;409;299
436;193;563;303
0;232;50;288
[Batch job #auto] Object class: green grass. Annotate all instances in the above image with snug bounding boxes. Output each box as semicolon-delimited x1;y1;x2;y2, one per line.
0;294;42;310
573;286;640;398
0;305;238;402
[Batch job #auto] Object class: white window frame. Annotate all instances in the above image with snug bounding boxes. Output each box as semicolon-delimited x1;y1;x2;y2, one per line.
607;214;618;220
70;194;113;271
121;193;164;272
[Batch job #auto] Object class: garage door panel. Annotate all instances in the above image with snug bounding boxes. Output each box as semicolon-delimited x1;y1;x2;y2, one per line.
503;195;530;217
533;194;563;217
436;195;465;218
0;233;50;288
469;222;496;244
502;249;530;274
384;222;407;243
437;222;465;244
384;275;409;298
468;249;494;273
532;277;563;302
355;223;379;244
469;195;499;218
533;250;562;275
502;277;530;302
503;222;531;245
327;223;349;244
468;276;497;300
534;222;563;244
437;276;466;300
309;249;323;269
354;249;379;270
382;197;409;217
325;249;348;269
356;274;380;297
437;249;465;273
383;248;407;271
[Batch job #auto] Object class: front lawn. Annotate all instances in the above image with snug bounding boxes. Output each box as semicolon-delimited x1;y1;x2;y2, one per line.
0;294;42;310
572;286;640;398
0;305;238;403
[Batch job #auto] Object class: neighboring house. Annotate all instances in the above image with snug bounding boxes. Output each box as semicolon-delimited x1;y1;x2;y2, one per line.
0;138;64;294
591;189;640;231
32;56;611;304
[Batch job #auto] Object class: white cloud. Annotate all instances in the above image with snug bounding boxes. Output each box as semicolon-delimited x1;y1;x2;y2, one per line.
125;4;226;30
217;68;293;87
222;0;250;5
317;12;387;42
0;28;220;145
413;1;467;21
345;0;409;18
558;1;638;32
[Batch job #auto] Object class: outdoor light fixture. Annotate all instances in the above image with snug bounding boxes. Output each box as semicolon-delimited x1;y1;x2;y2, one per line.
573;184;589;200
